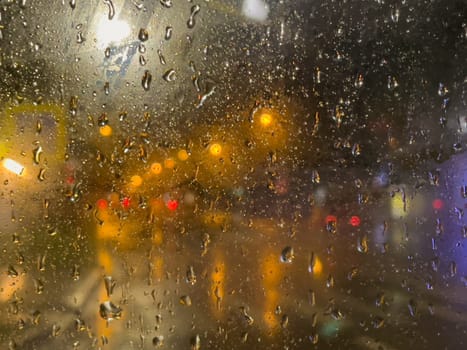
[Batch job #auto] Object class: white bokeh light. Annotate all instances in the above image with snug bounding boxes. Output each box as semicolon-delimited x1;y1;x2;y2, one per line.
96;17;130;48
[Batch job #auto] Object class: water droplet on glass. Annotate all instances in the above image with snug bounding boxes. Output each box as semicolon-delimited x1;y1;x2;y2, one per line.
165;26;173;40
326;274;335;288
186;265;196;285
99;301;122;322
347;266;359;280
390;7;399;23
72;264;80;281
357;235;368;253
139;43;146;53
408;299;417;317
104;275;116;297
351;143;361;157
69;0;76;10
160;0;172;8
387;75;398;90
309;331;319;344
449;261;457;277
37;168;46;181
138;28;149;41
37;253;46;271
139;55;146;66
311;170;320;184
8;265;18;277
52;323;61;337
69;96;78;116
104;81;110;95
280;246;294;263
189;334;201;350
103;0;115;20
241;307;254;325
187;5;200;29
438;83;448;97
180;295;192;306
280;314;289;328
153;335;164;348
162;68;176;82
33;146;43;164
157;49;166;65
76;31;84;43
372;316;385;329
104;47;111;58
32;310;41;325
142;70;152;91
34;279;44;294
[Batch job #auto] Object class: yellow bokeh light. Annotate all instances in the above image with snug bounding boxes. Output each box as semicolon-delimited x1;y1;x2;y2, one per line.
151;162;163;175
312;256;323;276
177;149;189;161
259;113;273;126
164;158;175;169
130;175;142;187
209;143;222;156
99;125;112;137
2;158;24;175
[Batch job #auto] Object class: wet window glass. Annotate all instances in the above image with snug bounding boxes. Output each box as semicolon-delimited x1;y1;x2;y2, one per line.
0;0;466;349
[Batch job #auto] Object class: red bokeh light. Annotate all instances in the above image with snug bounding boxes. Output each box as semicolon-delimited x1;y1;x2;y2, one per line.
121;197;131;209
167;199;179;211
66;176;75;185
96;199;108;210
432;199;443;210
349;215;361;227
326;215;337;224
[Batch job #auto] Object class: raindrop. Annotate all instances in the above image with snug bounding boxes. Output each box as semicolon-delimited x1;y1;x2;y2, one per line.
241;307;254;325
408;299;417;317
157;49;166;65
34;279;44;294
72;264;80;280
160;0;172;8
187;5;200;29
326;274;334;288
390;7;400;23
354;73;364;88
351;143;361;157
308;289;316;306
280;246;294;263
69;96;78;116
32;310;41;325
103;0;115;20
139;55;146;66
165;26;173;40
142;70;152;91
461;185;467;198
449;261;457;277
69;0;76;10
438;83;448;97
330;308;344;320
307;252;315;273
104;47;111;58
138;28;149;41
186;265;196;285
37;253;46;271
8;265;18;278
357;235;368;253
52;323;61;337
104;81;110;95
99;301;122;322
104;275;116;297
372;316;384;329
188;334;201;350
280;314;289;328
347;266;359;280
162;68;176;82
37;168;46;181
309;331;319;344
153;335;164;348
375;292;385;307
76;31;84;43
311;170;320;184
387;75;398;90
139;43;146;53
180;295;192;306
33;146;43;164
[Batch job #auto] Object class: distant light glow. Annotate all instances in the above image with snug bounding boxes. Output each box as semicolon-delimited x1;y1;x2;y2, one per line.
97;199;108;210
432;199;444;210
151;162;163;175
96;18;130;49
121;197;131;209
177;149;189;161
130;175;142;187
209;143;222;156
2;158;24;175
166;199;179;211
325;215;337;224
164;158;175;169
349;216;361;227
242;0;269;22
259;113;273;126
99;125;112;137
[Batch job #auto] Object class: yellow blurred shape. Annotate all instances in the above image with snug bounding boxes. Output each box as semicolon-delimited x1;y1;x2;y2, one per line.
177;149;189;161
263;289;279;329
98;250;113;273
211;260;225;312
203;211;230;227
151;162;163;175
0;274;25;302
129;175;142;188
164;158;175;169
2;158;24;175
209;143;222;156
152;228;163;246
259;113;273;126
312;256;323;276
391;192;408;218
152;256;164;281
262;253;282;286
99;125;112;137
